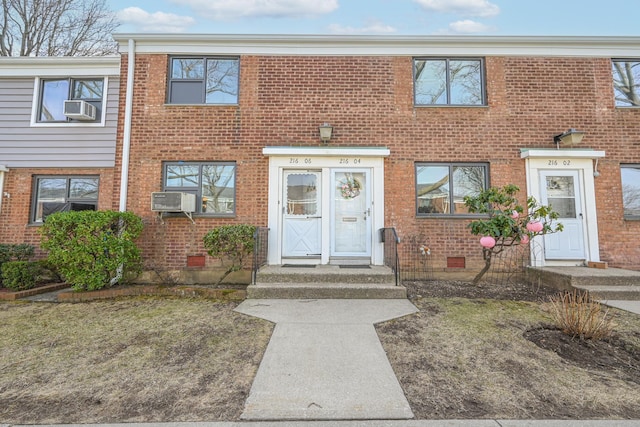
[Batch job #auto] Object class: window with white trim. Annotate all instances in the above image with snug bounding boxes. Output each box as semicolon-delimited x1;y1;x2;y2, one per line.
612;59;640;107
37;78;104;123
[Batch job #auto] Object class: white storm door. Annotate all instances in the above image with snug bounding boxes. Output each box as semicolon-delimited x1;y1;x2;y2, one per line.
540;171;585;260
282;171;322;257
331;170;371;257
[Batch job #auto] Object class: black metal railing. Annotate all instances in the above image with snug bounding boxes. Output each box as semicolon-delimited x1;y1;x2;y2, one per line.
252;227;269;285
380;227;401;286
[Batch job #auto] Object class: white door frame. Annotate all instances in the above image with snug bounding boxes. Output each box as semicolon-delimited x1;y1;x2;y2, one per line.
521;149;605;267
264;146;389;266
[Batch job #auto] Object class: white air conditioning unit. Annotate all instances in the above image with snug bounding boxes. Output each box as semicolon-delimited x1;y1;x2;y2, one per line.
151;192;196;212
63;100;96;120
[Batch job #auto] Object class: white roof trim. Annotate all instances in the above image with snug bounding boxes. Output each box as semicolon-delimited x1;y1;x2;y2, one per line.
0;165;9;172
114;34;640;57
0;56;121;77
263;146;390;157
520;149;606;159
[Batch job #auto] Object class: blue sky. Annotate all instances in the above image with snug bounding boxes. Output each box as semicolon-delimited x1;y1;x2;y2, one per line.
109;0;640;36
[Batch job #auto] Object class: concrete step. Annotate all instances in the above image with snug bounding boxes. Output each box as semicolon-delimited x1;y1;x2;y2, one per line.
255;264;396;285
529;266;640;290
250;265;404;299
573;285;640;301
246;282;407;299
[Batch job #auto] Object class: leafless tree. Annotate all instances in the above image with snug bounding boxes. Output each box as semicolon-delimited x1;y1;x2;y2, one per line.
0;0;118;56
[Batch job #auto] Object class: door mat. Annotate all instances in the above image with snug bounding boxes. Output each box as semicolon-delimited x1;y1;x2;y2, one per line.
339;265;371;269
282;264;316;268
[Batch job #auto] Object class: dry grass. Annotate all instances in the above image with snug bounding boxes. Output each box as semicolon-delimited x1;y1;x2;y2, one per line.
376;296;640;419
1;288;640;423
547;290;614;340
0;298;273;424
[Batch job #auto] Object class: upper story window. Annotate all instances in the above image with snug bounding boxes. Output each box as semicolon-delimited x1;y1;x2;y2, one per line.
621;165;640;219
168;57;239;105
612;59;640;107
414;58;485;106
416;162;488;216
32;176;99;224
38;78;104;123
163;161;236;216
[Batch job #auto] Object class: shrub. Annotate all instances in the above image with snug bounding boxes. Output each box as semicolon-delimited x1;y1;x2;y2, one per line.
464;184;563;284
203;224;256;284
1;261;40;291
0;243;35;287
548;290;614;340
40;210;144;291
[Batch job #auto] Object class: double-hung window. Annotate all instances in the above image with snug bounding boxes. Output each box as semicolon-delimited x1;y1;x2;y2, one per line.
163;162;236;215
37;78;104;123
414;58;485;106
612;59;640;107
168;57;239;104
32;176;99;223
621;165;640;218
416;163;488;216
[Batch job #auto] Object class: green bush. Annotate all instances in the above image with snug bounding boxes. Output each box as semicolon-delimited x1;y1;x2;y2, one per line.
0;243;35;287
40;210;144;291
1;261;40;291
203;224;256;283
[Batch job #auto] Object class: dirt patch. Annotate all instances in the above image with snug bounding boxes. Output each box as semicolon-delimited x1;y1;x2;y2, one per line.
525;326;640;385
377;280;640;419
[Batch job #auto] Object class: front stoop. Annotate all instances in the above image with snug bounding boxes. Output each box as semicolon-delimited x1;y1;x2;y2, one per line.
528;266;640;300
248;265;407;299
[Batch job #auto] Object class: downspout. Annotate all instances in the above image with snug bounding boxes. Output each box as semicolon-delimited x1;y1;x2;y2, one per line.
112;38;135;286
119;38;135;212
0;165;8;216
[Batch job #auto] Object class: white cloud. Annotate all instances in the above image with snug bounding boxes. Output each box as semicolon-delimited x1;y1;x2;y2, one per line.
168;0;339;20
117;7;196;32
328;21;396;35
449;19;492;33
413;0;499;17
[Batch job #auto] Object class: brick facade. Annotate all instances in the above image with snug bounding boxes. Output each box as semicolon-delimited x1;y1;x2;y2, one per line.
113;46;640;273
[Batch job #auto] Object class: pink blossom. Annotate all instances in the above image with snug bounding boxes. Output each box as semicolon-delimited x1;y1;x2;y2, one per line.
480;236;496;248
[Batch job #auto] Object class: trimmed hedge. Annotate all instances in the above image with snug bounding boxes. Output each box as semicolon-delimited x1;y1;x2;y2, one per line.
40;210;143;291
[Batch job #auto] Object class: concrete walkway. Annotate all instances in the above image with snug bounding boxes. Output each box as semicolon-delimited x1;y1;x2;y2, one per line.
234;299;419;421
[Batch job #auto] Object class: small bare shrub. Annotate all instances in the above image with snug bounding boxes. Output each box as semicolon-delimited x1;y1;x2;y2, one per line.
548;290;614;340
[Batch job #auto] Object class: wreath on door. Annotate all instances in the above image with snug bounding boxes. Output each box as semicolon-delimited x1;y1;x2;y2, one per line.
339;174;361;199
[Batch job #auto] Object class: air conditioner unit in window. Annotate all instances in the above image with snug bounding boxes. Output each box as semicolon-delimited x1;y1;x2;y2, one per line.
63;100;96;120
151;192;196;212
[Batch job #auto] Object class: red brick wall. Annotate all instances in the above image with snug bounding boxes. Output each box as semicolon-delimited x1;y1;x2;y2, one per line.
0;168;115;258
108;53;640;271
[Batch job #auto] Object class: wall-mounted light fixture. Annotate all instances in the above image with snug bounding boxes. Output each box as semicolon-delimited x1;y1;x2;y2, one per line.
553;128;584;148
319;123;333;144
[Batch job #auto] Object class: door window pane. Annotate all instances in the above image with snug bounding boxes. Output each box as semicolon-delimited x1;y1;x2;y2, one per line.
546;176;576;218
286;173;318;216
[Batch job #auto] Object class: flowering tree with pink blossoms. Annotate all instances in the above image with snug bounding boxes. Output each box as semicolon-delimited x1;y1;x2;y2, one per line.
463;184;563;284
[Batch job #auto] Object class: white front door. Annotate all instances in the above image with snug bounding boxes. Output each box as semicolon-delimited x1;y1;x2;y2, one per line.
331;169;372;257
540;170;585;260
282;171;322;258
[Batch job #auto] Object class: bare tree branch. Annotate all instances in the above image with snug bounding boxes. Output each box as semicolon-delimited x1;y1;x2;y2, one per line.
0;0;118;56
